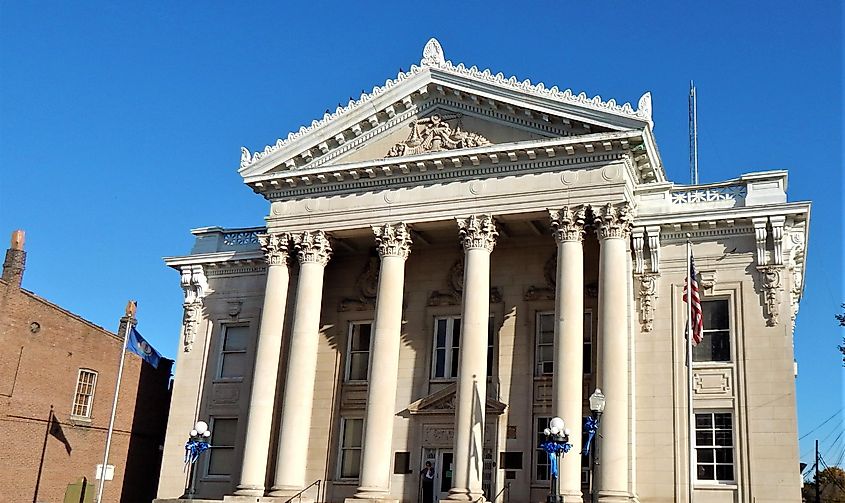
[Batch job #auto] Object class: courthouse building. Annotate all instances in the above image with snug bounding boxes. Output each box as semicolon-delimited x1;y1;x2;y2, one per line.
156;39;810;503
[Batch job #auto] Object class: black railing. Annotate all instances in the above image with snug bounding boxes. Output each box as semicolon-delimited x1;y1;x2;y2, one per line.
282;479;322;503
473;482;510;503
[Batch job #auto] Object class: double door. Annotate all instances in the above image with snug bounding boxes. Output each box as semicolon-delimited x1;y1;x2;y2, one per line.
422;448;453;502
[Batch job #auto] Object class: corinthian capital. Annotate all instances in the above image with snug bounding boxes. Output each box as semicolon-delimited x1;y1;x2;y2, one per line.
373;222;413;259
457;215;498;252
258;232;291;266
593;202;634;240
549;206;587;243
293;231;333;266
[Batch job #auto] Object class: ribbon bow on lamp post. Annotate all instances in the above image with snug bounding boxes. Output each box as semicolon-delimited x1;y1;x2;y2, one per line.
540;416;572;503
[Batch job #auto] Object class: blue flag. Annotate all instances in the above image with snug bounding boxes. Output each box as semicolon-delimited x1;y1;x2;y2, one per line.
127;327;161;369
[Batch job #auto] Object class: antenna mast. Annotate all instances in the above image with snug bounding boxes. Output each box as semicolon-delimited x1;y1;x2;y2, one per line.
689;81;699;184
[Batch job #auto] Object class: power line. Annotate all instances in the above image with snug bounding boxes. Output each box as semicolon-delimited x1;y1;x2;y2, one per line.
800;408;843;440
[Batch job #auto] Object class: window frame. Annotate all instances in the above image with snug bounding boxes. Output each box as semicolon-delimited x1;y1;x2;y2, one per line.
692;298;732;363
216;324;250;381
337;417;364;480
430;315;496;380
71;368;98;419
534;416;551;482
203;416;238;480
534;310;593;377
693;410;736;485
344;321;373;382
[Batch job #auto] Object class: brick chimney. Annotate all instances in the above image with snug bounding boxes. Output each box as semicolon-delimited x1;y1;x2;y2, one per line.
2;230;26;287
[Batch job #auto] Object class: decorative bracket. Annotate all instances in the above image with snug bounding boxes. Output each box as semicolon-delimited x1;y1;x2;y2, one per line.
757;265;783;326
636;273;659;332
180;265;208;352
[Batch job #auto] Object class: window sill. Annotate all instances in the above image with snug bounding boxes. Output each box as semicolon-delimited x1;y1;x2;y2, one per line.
200;475;231;482
211;377;244;384
695;482;738;490
333;479;359;485
69;415;92;425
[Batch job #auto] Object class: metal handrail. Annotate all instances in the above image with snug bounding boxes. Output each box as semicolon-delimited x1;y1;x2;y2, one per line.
282;479;322;503
473;482;510;503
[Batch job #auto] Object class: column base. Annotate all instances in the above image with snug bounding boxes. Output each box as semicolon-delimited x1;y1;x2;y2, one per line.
232;485;265;497
267;486;313;502
560;490;584;503
596;489;635;503
445;488;487;502
344;497;398;503
223;496;279;503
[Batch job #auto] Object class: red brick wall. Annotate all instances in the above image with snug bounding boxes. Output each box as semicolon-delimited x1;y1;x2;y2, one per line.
0;279;171;503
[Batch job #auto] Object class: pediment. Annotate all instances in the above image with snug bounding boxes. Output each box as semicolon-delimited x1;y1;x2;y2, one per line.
240;38;661;183
406;382;507;416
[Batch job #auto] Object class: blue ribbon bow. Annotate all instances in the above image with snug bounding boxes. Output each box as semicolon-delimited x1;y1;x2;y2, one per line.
583;416;599;456
184;439;210;469
539;441;572;478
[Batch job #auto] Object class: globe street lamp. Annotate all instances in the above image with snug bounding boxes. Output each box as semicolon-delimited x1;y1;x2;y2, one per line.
185;420;212;499
583;389;606;503
540;416;572;503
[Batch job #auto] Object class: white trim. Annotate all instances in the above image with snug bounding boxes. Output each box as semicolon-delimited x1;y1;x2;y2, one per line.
692;410;737;486
71;368;98;419
337;417;364;480
344;321;374;382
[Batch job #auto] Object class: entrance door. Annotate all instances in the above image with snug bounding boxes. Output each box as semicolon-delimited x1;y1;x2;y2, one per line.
437;450;454;502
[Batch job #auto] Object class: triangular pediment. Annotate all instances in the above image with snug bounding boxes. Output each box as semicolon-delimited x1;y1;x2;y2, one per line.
240;38;660;183
406;382;507;416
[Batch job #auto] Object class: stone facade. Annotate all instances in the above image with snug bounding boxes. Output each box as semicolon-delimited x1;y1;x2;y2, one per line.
0;231;173;503
156;40;809;503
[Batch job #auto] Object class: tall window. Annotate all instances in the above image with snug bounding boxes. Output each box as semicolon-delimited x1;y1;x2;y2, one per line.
338;418;364;479
432;316;494;379
218;325;249;379
695;412;734;483
207;417;237;477
345;322;372;382
71;369;97;418
693;300;730;362
535;312;593;376
535;416;551;481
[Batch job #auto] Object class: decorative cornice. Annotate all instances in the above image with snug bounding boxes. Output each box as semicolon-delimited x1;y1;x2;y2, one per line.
239;38;652;172
293;231;333;266
373;222;413;259
257;232;291;266
593;202;634;240
457;214;498;252
549;206;587;243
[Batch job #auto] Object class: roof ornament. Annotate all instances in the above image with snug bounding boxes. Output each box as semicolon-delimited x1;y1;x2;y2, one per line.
386;114;490;157
637;92;653;121
421;38;445;67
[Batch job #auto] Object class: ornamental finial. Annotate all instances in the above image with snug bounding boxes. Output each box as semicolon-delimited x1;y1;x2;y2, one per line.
421;38;445;67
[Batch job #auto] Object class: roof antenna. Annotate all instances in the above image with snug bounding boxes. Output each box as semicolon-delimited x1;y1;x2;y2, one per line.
688;81;699;185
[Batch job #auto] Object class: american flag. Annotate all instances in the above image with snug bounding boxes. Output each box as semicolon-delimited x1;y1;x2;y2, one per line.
683;252;704;346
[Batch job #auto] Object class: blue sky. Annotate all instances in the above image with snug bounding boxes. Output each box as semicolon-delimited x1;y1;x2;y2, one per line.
1;1;842;470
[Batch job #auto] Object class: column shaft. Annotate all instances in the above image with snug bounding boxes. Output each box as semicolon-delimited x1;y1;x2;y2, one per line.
353;223;412;502
236;234;291;495
449;215;497;502
270;232;331;497
595;204;633;503
551;206;587;503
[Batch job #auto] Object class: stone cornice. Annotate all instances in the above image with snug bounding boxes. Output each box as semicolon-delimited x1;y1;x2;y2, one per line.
239;38;660;182
247;131;641;199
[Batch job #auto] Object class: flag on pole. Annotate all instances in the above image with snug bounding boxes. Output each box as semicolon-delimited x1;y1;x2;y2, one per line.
127;327;161;369
683;251;704;346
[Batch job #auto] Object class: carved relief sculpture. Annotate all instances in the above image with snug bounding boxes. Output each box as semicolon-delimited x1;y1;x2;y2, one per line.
293;230;333;266
258;232;291;266
386;114;490;158
593;202;634;240
373;222;413;259
180;265;208;352
340;255;380;312
457;214;498;252
757;265;783;326
637;273;658;332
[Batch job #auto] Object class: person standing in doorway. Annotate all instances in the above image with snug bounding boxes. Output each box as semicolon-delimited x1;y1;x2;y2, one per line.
420;460;435;503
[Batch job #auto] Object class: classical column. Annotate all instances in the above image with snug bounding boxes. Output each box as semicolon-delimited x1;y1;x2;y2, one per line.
593;203;634;503
351;223;413;502
235;233;291;496
269;231;332;497
550;206;587;503
448;215;498;502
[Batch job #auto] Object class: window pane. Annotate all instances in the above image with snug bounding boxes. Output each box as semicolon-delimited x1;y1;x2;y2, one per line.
715;448;733;463
436;319;447;347
715;430;733;446
697;464;714;480
435;348;446;377
221;352;247;378
212;419;238;446
223;326;249;351
703;300;729;330
450;348;460;378
696;430;713;446
695;414;712;429
697;449;714;463
538;346;554;366
714;413;732;428
351;324;371;351
341;449;361;478
343;419;363;448
540;313;554;332
452;320;461;347
715;464;734;481
208;447;235;476
349;354;368;381
710;332;730;361
583;342;591;374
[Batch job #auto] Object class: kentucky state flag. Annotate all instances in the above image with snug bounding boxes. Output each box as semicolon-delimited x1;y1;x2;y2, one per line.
127;327;162;369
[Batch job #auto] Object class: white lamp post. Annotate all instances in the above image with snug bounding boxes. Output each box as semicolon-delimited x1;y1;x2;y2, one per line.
186;420;212;499
586;389;606;503
542;416;572;503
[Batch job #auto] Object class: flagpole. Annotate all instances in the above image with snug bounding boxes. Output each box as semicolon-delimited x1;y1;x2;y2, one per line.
95;300;136;503
686;236;695;503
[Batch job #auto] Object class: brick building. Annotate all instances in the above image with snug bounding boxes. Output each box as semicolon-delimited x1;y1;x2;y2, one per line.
0;230;173;503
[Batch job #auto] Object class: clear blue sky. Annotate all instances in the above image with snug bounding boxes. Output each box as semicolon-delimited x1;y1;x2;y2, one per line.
1;1;842;471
